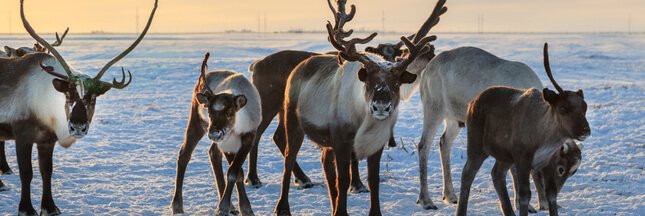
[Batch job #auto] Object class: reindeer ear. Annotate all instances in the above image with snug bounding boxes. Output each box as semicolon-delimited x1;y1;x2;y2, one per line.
575;89;584;99
561;143;569;154
364;46;377;54
400;71;417;84
52;79;70;93
357;68;368;82
5;46;17;57
195;93;209;105
235;95;247;109
542;88;559;105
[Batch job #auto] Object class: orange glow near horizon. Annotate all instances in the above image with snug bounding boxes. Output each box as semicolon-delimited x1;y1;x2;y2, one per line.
0;0;643;34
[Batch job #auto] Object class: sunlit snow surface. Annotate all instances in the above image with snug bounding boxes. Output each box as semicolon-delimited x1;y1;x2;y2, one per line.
0;32;643;215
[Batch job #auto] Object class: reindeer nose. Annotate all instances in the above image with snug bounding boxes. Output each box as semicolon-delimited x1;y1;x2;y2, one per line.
69;123;89;138
371;103;391;113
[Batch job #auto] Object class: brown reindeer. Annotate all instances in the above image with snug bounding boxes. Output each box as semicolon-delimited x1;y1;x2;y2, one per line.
274;0;444;215
456;43;591;216
171;53;261;216
245;1;444;192
0;0;157;215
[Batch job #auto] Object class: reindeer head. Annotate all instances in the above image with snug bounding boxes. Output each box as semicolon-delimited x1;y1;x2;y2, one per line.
21;0;157;138
326;0;444;121
552;139;583;193
542;43;591;141
195;53;247;142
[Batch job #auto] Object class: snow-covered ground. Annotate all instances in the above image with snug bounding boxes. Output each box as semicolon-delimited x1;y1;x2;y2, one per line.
0;32;643;215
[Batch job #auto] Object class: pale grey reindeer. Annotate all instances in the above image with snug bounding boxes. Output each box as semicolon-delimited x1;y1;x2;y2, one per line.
274;0;445;215
456;43;591;216
171;53;261;216
0;0;157;215
244;0;444;192
415;46;583;212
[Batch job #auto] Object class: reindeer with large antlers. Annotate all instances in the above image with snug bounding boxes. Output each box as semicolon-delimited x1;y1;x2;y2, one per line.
245;0;446;194
456;43;591;216
274;0;444;215
0;0;156;215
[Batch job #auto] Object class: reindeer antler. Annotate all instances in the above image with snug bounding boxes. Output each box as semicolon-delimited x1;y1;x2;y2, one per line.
543;43;563;93
326;0;377;66
200;52;213;94
51;27;69;47
20;0;73;78
394;35;436;70
93;0;158;89
395;0;447;49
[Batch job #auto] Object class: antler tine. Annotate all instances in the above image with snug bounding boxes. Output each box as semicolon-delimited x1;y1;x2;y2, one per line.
51;27;69;47
200;52;214;94
395;35;436;70
39;60;68;79
411;0;447;44
326;0;377;65
94;0;158;82
543;43;563;93
20;0;74;77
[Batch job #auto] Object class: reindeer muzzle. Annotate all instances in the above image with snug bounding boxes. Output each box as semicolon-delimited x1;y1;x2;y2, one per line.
370;101;392;121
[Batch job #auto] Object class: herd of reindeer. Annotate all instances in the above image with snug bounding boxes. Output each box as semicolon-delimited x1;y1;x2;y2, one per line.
0;0;592;215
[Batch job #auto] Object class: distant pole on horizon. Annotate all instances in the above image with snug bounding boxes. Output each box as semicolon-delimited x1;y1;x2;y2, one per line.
382;11;385;34
136;8;139;34
628;15;631;35
264;12;267;34
9;11;12;35
257;12;261;36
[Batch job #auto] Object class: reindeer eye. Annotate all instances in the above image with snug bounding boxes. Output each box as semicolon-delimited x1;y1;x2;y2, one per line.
559;107;567;115
558;166;565;176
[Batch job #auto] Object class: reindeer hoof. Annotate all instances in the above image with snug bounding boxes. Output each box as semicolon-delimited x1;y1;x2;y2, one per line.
244;177;263;189
0;169;13;175
294;178;314;189
443;195;458;204
0;182;8;192
417;197;438;210
528;205;537;213
274;209;292;216
349;183;369;193
40;206;62;216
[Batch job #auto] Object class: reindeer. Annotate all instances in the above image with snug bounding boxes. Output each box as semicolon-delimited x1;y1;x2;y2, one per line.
171;53;261;216
415;46;584;211
245;0;445;192
0;32;66;192
455;43;591;216
274;1;444;215
0;0;156;215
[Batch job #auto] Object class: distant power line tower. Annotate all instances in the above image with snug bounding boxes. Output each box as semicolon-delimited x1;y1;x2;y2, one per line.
8;11;11;35
477;13;484;34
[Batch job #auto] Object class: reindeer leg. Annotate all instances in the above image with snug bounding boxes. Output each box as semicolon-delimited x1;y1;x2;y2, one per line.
511;166;537;213
367;148;384;216
217;144;251;216
209;143;238;215
37;142;60;216
542;163;559;216
333;146;351;216
171;113;206;215
233;133;255;216
349;152;368;193
439;120;461;204
245;115;271;188
455;139;487;216
491;161;514;216
321;147;338;212
13;125;37;216
514;160;533;216
0;141;13;175
274;112;313;188
531;168;550;210
274;107;304;216
417;101;444;210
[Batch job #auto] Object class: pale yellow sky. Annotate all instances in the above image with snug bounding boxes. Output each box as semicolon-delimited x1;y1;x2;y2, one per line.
1;0;643;34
